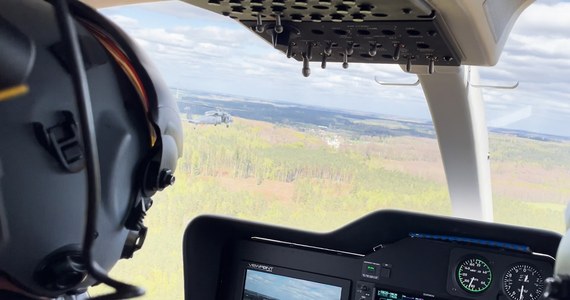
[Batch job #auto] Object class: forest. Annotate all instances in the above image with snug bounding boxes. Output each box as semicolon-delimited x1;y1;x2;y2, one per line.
92;116;568;299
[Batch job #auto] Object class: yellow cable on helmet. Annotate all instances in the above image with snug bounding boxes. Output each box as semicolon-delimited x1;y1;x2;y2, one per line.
0;84;29;102
79;19;158;147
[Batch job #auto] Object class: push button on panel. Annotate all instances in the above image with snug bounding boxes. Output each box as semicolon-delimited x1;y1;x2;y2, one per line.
362;261;381;279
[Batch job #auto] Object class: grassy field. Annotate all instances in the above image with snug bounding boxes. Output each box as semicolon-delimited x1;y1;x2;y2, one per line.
92;117;568;299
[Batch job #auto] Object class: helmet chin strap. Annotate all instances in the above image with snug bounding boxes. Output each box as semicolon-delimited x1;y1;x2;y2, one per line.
52;0;143;299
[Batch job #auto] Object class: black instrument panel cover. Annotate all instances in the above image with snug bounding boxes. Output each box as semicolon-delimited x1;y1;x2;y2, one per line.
183;210;561;299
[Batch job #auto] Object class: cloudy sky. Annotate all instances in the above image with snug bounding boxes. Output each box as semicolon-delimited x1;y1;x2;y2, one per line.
101;0;570;136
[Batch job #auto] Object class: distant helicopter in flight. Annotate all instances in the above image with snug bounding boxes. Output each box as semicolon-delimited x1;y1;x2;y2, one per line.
174;89;234;127
183;106;233;127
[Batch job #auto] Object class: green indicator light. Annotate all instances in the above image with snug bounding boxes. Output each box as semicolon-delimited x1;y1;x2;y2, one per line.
367;266;375;271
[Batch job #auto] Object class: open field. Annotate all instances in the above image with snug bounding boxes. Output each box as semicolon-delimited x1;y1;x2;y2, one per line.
92;110;568;299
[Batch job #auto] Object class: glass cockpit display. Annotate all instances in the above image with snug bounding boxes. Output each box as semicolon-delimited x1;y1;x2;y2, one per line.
243;269;343;300
376;289;426;300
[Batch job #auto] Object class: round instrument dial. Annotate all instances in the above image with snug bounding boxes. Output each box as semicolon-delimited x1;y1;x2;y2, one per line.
503;264;544;300
457;258;493;293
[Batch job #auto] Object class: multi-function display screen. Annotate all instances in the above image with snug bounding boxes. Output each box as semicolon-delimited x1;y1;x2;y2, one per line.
243;269;343;300
377;289;425;300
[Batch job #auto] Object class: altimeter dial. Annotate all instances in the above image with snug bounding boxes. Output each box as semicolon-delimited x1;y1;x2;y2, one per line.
503;264;544;300
457;258;493;293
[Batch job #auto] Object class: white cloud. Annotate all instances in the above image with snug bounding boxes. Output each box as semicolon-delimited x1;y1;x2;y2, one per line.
512;2;570;38
134;0;226;22
106;14;139;28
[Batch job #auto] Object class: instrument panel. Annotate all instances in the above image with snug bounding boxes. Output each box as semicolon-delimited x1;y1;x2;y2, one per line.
220;237;553;300
447;248;551;300
183;210;561;300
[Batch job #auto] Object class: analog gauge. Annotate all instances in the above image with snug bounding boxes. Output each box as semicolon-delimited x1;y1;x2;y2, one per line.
503;264;544;300
457;258;493;293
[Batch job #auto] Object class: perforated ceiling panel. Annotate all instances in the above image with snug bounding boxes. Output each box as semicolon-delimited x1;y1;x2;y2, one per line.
183;0;462;76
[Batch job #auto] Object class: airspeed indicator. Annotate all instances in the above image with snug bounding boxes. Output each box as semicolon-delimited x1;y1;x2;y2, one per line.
457;258;493;293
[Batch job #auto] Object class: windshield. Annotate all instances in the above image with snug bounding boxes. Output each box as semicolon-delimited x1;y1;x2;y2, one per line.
94;1;568;298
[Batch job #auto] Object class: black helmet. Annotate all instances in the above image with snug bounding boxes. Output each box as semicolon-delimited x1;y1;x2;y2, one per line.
0;0;182;297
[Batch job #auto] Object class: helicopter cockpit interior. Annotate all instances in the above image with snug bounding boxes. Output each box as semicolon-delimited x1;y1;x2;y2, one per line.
175;0;567;299
2;0;570;299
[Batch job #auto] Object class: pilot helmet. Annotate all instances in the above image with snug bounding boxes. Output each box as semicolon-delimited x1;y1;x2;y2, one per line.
0;0;182;297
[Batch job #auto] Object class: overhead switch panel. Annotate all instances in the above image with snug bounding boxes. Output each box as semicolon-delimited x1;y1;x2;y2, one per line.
183;0;461;75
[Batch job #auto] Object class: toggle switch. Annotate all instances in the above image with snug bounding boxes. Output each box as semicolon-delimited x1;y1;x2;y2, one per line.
406;56;413;72
368;42;380;57
428;56;436;74
302;53;311;77
324;42;333;56
274;13;283;33
306;42;314;60
286;42;296;58
255;14;264;33
393;43;402;61
346;42;354;56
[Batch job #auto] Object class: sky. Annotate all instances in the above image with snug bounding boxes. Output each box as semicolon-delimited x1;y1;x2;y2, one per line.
243;270;342;300
101;0;570;136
